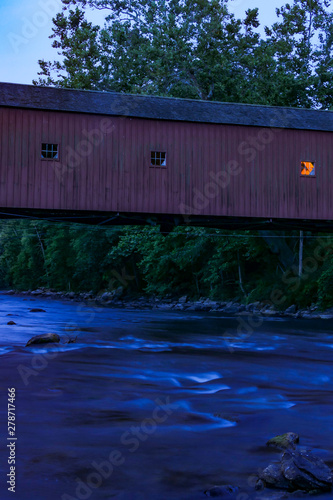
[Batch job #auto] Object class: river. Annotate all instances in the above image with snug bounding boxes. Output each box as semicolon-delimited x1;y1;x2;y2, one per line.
0;294;332;500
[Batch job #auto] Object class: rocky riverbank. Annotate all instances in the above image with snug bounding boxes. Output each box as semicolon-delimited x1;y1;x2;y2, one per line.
4;288;333;319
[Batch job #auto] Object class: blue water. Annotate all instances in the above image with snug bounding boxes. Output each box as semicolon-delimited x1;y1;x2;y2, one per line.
0;294;332;499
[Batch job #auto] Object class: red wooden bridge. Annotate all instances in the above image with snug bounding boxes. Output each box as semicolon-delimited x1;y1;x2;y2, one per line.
1;82;333;230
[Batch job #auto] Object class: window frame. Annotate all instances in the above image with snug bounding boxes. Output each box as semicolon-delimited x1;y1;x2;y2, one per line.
300;160;316;178
41;143;60;161
150;150;167;168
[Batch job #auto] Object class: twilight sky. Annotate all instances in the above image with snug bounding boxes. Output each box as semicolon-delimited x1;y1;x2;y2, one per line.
0;0;280;86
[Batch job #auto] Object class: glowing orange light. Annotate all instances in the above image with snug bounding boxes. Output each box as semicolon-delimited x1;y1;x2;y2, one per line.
301;161;315;176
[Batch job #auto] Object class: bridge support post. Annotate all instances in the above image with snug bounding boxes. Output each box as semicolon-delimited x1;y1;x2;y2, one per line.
299;231;304;277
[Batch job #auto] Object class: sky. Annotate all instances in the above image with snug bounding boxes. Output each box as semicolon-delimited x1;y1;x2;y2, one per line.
0;0;280;86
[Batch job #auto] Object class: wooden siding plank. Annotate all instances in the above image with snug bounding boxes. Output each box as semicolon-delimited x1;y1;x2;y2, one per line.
0;109;8;207
6;109;16;208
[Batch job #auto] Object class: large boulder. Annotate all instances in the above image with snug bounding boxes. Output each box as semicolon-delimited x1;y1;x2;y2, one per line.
259;450;332;493
281;450;332;492
26;333;60;347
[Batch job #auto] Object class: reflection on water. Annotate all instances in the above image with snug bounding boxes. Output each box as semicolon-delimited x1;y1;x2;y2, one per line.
0;295;332;500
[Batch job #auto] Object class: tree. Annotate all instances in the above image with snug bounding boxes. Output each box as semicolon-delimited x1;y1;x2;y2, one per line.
70;226;121;291
0;221;48;290
34;0;333;108
264;0;333;108
34;0;266;102
34;6;102;89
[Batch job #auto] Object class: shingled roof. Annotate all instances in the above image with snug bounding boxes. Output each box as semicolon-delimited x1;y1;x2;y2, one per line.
1;81;333;132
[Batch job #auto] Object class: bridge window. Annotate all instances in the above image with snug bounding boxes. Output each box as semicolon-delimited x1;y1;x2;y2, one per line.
41;143;59;160
151;151;166;167
301;161;315;176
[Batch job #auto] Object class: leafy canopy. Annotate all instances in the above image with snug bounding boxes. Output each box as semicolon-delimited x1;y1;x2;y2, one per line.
34;0;333;108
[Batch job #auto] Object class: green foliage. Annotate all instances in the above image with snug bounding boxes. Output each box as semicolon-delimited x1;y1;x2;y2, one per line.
0;221;121;293
105;227;285;300
69;226;120;291
317;259;333;308
0;220;333;310
34;0;333;109
34;7;102;89
263;0;333;108
0;221;48;290
44;225;76;290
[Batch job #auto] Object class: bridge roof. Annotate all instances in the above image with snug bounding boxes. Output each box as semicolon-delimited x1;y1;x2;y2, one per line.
1;81;333;132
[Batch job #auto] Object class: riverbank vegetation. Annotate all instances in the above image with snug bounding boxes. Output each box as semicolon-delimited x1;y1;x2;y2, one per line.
1;221;333;309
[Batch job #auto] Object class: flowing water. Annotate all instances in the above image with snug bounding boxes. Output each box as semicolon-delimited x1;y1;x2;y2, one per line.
0;295;332;500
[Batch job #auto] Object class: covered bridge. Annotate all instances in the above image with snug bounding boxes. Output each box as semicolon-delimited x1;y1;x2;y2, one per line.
0;82;333;230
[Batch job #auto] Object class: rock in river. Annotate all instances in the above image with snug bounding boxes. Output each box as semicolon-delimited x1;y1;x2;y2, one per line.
267;433;299;451
29;308;46;313
26;333;60;347
259;449;332;493
281;450;332;492
205;485;239;497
